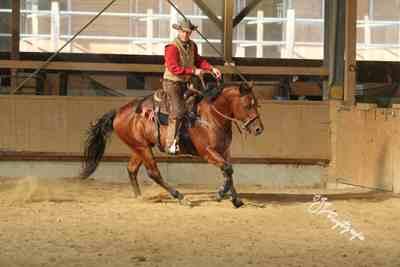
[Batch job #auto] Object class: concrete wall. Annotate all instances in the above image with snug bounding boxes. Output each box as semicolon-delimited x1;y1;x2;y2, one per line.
329;101;400;193
0;161;325;188
0;95;330;161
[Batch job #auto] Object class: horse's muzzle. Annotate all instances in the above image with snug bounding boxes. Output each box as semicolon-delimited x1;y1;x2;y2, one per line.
254;126;263;136
248;117;264;136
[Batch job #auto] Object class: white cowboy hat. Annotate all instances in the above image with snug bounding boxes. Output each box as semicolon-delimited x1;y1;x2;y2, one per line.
172;19;198;32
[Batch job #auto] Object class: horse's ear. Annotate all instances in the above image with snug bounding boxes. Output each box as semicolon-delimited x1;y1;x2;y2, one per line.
248;81;254;89
239;81;253;95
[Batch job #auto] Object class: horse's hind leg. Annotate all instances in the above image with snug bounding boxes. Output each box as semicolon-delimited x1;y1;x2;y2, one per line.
127;153;142;198
139;147;189;205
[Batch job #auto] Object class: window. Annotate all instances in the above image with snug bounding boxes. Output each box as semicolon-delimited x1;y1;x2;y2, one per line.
234;0;325;59
0;0;11;52
357;0;400;61
0;0;11;9
127;74;145;90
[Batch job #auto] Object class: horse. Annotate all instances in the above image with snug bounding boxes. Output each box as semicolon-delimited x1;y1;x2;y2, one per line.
80;80;264;208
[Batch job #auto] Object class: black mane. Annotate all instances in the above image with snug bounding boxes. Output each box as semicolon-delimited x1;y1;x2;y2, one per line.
202;82;251;102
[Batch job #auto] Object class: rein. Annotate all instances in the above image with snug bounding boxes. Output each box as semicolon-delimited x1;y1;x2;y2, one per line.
210;105;243;134
210;104;259;133
192;72;258;133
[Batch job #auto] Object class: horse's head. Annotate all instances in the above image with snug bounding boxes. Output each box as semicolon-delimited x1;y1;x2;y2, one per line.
221;82;264;136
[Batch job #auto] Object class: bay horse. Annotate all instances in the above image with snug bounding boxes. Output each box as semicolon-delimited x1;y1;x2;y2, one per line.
80;81;264;208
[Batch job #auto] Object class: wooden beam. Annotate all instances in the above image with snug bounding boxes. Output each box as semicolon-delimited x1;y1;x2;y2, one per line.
233;0;263;28
344;0;357;105
11;0;20;92
0;151;329;166
223;0;234;63
0;60;329;76
192;0;223;32
221;65;328;76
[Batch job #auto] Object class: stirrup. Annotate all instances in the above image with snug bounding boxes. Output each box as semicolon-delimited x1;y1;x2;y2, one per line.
167;139;180;155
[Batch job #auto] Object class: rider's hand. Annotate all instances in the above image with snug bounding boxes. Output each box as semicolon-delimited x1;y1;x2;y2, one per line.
212;67;222;80
194;68;204;77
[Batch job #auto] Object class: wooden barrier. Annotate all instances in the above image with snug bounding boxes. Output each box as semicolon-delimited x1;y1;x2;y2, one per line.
329;101;400;193
0;95;330;163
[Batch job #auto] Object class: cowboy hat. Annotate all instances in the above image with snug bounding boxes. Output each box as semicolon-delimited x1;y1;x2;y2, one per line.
172;19;198;32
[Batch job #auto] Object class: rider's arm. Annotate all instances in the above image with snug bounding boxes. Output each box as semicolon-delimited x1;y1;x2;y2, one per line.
194;43;212;71
164;44;195;75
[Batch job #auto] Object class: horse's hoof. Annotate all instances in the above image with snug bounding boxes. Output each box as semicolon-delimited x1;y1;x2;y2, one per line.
131;192;142;199
172;190;184;200
179;198;193;208
216;191;224;202
216;190;231;202
232;198;244;208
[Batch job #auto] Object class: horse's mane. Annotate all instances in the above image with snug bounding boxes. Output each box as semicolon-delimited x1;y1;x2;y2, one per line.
202;82;251;102
133;94;153;113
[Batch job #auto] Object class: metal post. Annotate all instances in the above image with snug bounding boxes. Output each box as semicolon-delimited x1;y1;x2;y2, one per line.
51;1;60;51
364;15;371;47
129;0;134;53
67;0;72;52
146;9;154;55
323;0;330;100
329;0;346;100
198;19;203;54
32;0;39;38
285;9;295;58
344;0;357;105
256;10;263;58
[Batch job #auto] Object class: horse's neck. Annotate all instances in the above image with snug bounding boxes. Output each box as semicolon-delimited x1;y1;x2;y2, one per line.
202;91;233;127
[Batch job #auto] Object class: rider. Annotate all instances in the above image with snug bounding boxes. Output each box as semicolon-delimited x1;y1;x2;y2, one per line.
163;19;222;154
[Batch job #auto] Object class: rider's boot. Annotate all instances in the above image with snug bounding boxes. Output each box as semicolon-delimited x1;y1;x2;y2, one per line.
165;118;180;154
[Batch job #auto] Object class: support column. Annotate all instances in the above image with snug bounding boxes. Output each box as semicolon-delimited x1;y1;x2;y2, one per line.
329;0;346;100
223;0;234;63
344;0;357;105
11;0;20;93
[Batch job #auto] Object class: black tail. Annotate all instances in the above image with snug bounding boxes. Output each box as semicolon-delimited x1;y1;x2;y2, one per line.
80;110;117;178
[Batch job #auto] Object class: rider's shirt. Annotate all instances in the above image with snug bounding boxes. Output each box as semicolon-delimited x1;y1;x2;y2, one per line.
163;38;212;82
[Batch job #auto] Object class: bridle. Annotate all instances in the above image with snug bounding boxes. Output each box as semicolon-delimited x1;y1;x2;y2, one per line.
193;72;259;132
210;104;259;132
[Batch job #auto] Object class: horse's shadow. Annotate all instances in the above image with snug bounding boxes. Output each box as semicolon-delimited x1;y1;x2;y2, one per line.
144;190;397;207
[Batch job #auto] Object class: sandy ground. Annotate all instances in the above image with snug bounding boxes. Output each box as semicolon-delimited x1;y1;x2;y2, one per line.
0;176;399;267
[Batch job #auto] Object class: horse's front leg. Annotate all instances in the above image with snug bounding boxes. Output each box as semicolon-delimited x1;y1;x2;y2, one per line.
205;147;244;208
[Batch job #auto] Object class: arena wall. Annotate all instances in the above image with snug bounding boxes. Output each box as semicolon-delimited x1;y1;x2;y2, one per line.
0;95;330;161
329;101;400;193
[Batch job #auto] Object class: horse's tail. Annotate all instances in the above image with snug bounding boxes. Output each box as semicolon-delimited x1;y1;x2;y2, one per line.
80;109;117;179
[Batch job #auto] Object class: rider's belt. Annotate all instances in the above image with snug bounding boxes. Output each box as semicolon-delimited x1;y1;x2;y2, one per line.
163;68;192;82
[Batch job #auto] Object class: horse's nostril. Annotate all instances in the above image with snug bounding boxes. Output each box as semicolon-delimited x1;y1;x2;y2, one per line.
255;128;262;135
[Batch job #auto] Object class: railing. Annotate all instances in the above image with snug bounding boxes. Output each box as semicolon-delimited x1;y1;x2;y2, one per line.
0;7;399;59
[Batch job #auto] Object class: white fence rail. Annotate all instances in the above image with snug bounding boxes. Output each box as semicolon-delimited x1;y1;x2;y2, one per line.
0;7;399;58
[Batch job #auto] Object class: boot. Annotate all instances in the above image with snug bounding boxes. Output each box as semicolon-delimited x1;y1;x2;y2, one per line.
165;118;180;154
